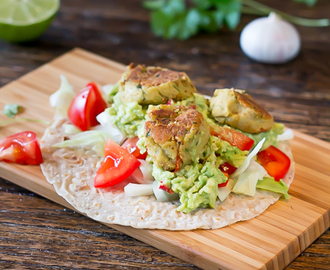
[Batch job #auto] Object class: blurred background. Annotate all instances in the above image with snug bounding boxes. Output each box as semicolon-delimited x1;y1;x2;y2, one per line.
0;0;330;269
1;0;329;141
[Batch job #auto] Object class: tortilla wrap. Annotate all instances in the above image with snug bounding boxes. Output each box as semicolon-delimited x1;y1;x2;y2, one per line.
40;119;295;230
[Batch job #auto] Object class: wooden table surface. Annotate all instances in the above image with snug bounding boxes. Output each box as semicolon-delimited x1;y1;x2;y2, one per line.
0;0;329;269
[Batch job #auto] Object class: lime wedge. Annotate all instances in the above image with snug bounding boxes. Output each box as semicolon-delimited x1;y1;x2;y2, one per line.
0;0;60;42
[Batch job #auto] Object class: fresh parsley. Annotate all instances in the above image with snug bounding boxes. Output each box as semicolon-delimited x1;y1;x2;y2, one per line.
1;104;50;126
3;104;23;118
143;0;329;40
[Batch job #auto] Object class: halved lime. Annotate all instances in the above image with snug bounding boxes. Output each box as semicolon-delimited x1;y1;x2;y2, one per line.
0;0;60;42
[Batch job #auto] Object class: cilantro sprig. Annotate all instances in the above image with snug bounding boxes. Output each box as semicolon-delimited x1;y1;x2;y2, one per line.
143;0;329;40
1;104;50;126
3;104;23;118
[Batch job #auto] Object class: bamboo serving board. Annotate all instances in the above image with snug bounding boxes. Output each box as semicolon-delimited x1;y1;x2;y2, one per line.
1;48;330;270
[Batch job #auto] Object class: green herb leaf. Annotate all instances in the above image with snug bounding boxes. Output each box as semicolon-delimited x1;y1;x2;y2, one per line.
151;10;174;37
143;0;166;10
3;104;23;118
163;0;186;15
180;8;201;38
225;11;241;29
144;0;326;40
216;0;241;30
213;9;225;28
192;0;212;10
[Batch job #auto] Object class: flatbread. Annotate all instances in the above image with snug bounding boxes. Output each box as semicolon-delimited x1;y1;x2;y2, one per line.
40;119;295;230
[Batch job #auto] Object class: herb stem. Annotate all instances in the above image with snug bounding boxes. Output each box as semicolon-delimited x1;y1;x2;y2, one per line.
241;6;264;16
0;118;51;126
241;0;330;27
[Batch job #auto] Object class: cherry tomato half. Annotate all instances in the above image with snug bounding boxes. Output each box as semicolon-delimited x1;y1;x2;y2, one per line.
210;126;254;151
257;146;291;181
68;82;107;131
94;139;141;188
121;137;147;159
0;131;43;165
219;162;237;175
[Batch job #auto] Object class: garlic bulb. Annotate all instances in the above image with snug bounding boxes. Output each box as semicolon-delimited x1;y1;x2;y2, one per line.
240;12;301;64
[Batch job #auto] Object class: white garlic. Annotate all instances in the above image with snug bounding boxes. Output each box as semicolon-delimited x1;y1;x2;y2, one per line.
240;12;301;64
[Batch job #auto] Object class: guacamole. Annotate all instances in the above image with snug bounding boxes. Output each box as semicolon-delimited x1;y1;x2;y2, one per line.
152;139;227;213
242;123;284;150
106;92;146;138
107;91;290;213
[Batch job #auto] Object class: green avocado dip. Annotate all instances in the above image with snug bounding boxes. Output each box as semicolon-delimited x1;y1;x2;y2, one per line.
105;92;146;138
151;135;248;213
105;90;290;213
241;123;284;150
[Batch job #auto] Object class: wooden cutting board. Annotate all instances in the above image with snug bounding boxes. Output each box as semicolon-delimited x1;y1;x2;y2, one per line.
1;48;329;270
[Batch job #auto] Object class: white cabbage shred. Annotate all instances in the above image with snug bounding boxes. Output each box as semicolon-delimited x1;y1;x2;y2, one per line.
231;137;265;178
49;75;75;119
232;159;268;197
53;130;121;157
218;179;235;202
152;181;179;202
124;183;154;197
277;129;294;141
96;111;126;143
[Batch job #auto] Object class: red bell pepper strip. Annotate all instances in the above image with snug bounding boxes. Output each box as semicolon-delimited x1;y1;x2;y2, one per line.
257;146;291;181
210;126;254;151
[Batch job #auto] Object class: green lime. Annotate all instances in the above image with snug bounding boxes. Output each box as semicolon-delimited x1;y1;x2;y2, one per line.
0;0;60;43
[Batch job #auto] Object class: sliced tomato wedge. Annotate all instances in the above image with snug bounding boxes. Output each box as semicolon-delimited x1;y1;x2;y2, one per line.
0;131;43;165
68;82;107;131
121;137;147;159
257;146;291;181
94;139;141;188
210;126;254;151
219;162;237;175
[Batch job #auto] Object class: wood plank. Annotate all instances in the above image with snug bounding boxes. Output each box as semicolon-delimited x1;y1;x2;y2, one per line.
0;48;330;270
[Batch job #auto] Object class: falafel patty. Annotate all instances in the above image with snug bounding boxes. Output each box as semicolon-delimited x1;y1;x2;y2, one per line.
210;89;274;134
119;64;197;105
144;105;210;171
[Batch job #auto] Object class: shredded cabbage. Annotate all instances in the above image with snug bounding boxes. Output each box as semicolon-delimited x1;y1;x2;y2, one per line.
152;181;179;202
96;111;126;143
257;177;290;199
231;137;265;178
49;75;75;119
232;159;268;196
63;123;81;135
218;179;235;202
124;183;154;197
131;160;154;184
53;130;121;157
277;129;294;141
139;160;154;182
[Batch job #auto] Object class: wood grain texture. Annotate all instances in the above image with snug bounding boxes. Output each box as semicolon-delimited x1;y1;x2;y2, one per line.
0;48;330;270
0;0;329;269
